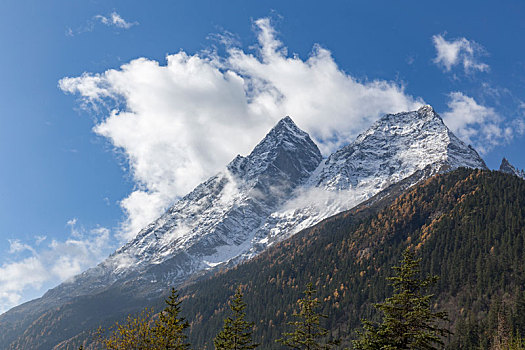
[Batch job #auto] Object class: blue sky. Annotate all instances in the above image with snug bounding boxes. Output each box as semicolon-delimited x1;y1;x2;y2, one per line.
1;0;525;312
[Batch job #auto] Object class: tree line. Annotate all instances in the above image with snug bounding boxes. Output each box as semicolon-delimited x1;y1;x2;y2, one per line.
79;248;518;350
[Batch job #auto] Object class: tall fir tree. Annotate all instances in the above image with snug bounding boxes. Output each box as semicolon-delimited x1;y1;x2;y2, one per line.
353;248;450;350
151;287;191;349
277;282;336;349
214;286;259;350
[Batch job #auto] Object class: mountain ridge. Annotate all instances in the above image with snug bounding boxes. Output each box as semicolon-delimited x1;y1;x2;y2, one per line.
41;116;324;302
0;105;488;349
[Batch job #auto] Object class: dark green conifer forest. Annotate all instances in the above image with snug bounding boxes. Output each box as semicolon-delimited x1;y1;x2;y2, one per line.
175;169;525;349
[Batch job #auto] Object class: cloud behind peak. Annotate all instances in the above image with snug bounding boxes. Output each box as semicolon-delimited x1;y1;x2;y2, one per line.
60;18;423;241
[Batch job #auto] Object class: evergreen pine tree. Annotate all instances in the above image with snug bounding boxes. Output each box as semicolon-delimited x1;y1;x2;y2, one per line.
277;282;336;349
151;287;191;350
214;286;258;350
353;248;450;350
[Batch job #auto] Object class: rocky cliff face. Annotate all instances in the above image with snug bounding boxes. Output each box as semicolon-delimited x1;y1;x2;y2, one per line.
42;116;324;301
242;105;487;257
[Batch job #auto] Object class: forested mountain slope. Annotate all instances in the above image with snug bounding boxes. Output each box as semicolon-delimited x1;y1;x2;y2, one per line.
177;168;525;349
9;168;525;349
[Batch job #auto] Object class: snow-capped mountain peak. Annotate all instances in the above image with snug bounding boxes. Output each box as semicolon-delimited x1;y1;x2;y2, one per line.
500;158;525;179
312;104;486;191
243;106;487;248
227;116;322;187
51;116;323;298
35;106;487;304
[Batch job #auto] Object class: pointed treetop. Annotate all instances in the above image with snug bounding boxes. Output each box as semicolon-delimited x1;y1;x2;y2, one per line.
353;248;451;350
152;287;190;349
214;286;258;350
277;282;337;349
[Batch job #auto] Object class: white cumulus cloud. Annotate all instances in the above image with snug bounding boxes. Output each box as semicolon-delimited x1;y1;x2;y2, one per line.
0;224;112;313
442;92;521;154
432;34;489;73
60;18;426;241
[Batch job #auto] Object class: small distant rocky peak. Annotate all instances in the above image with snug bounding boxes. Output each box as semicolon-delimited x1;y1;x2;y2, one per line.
500;157;514;172
499;157;525;178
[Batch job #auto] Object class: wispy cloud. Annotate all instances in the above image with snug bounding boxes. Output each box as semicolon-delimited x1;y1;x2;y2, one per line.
60;17;423;241
95;12;138;29
8;240;36;255
432;34;489;74
0;223;112;313
35;235;47;245
66;11;137;36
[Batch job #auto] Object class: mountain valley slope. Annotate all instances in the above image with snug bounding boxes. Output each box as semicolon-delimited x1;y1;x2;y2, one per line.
177;168;525;349
21;168;525;349
0;105;488;349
